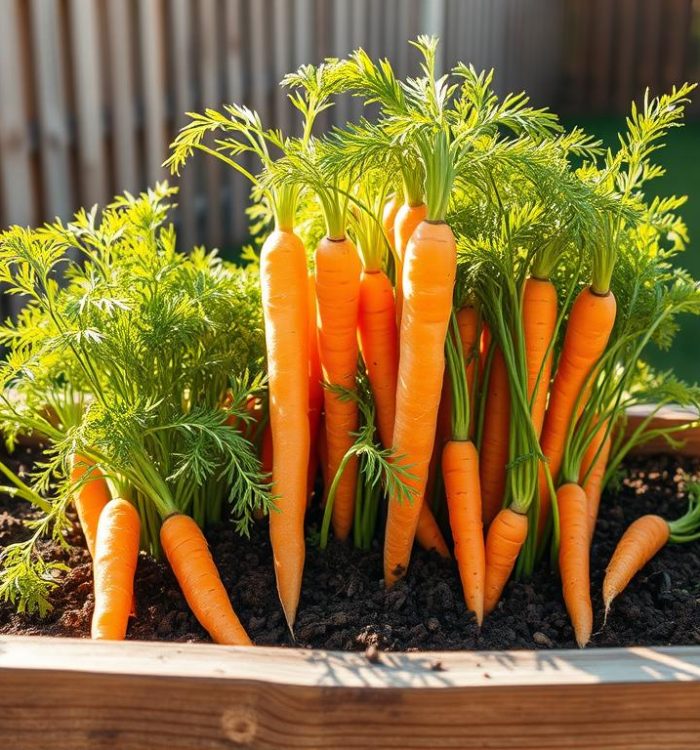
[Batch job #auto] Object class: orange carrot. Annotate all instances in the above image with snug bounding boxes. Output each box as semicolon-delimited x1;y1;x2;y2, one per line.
483;508;529;615
315;236;362;540
71;454;112;559
442;439;485;624
91;498;140;640
557;482;593;647
415;502;450;558
261;229;310;628
358;268;399;449
161;513;252;645
537;287;617;539
455;305;480;427
393;202;427;326
479;348;511;527
603;515;669;614
384;219;456;586
522;277;557;437
579;419;612;542
307;273;324;502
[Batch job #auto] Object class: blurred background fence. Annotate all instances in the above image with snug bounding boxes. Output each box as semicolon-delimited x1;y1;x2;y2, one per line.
1;0;700;375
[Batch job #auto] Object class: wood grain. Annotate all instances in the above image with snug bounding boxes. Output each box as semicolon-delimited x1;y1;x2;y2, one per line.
1;636;700;749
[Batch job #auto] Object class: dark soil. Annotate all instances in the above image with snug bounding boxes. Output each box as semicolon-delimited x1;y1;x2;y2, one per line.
2;451;700;651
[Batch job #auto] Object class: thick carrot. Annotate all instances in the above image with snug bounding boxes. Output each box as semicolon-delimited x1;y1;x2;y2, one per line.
358;268;399;449
91;498;140;640
261;229;310;628
603;515;669;614
307;273;324;502
442;439;485;624
537;287;617;539
415;502;450;558
382;194;400;253
393;202;427;326
557;482;593;647
522;277;557;437
579;419;612;542
384;219;456;586
161;513;252;645
479;348;511;527
483;508;529;615
315;236;362;540
70;454;111;559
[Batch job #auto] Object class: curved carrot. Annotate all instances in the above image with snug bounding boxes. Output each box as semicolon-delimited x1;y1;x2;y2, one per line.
479;348;511;527
442;439;485;625
537;287;617;539
522;277;557;437
91;498;140;640
315;235;362;541
382;194;400;253
307;273;323;502
70;453;111;559
557;482;593;648
384;219;456;586
261;229;310;629
579;419;612;542
161;513;252;645
393;202;427;326
484;507;528;615
415;502;450;558
455;305;479;421
358;269;399;449
603;514;669;614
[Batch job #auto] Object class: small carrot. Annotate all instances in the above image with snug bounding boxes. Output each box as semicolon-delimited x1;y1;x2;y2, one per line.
91;498;140;640
70;453;111;559
455;305;480;432
161;512;252;645
579;418;612;542
557;482;593;647
483;508;529;615
415;502;450;558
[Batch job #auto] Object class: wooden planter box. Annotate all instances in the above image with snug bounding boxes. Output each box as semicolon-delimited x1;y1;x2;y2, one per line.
2;406;699;750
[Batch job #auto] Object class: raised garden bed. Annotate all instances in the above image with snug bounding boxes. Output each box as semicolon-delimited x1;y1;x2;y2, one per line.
2;407;700;749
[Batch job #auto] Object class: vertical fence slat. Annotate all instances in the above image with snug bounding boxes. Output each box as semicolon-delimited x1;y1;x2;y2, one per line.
197;0;223;249
68;0;108;208
138;0;167;188
105;0;140;197
170;0;197;251
28;0;73;221
332;0;352;127
272;0;292;134
249;0;270;122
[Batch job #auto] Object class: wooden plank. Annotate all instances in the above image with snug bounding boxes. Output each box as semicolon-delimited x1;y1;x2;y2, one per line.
105;0;140;196
624;405;700;457
0;0;36;229
2;636;700;749
169;0;197;251
28;0;73;221
196;0;223;249
272;0;293;134
137;0;167;188
67;0;108;209
331;0;352;127
614;0;638;113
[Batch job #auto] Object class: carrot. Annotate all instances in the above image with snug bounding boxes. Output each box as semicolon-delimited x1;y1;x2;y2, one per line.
91;498;140;640
483;508;529;615
479;323;491;381
357;268;399;449
522;277;557;437
557;482;593;647
70;454;111;559
307;273;324;502
537;287;617;539
261;228;310;628
579;418;612;542
455;305;479;414
442;439;485;624
479;347;511;527
603;515;669;615
415;502;450;558
161;513;252;645
393;202;427;325
382;194;400;253
315;235;362;540
384;218;456;586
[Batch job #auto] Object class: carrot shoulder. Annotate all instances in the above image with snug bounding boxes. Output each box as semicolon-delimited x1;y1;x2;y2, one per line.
71;453;111;559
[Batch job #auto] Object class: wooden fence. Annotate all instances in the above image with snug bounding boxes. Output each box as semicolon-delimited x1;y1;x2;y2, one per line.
0;0;697;256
